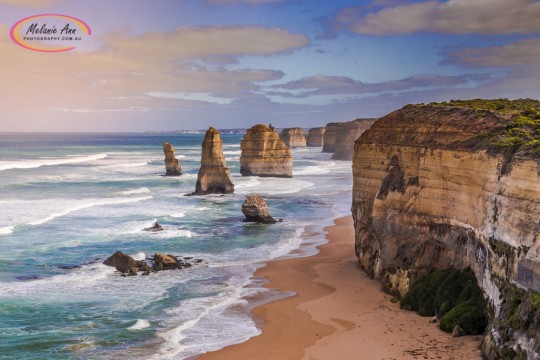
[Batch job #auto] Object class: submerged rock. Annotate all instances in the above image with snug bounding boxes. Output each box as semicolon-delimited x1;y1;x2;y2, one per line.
240;124;292;178
163;142;182;176
153;253;178;271
104;251;206;275
193;127;234;195
143;222;164;232
241;195;277;224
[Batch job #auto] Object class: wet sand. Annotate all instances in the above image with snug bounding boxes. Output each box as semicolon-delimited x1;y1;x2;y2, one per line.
198;216;483;360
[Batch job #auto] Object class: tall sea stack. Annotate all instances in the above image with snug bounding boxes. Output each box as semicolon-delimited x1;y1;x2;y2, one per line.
306;127;325;147
322;122;342;153
332;118;376;160
240;124;293;178
193;127;234;195
163;142;182;176
280;128;307;148
351;99;540;359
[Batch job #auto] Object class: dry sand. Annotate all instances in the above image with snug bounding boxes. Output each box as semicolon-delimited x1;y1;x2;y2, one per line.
198;216;483;360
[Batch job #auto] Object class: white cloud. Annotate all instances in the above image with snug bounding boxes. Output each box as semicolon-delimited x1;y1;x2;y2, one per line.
446;39;540;67
146;92;236;105
336;0;540;35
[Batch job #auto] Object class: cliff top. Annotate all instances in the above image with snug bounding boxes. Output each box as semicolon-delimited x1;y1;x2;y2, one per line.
359;98;540;159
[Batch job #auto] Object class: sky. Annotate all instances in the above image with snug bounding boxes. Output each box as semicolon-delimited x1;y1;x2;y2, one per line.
1;0;540;132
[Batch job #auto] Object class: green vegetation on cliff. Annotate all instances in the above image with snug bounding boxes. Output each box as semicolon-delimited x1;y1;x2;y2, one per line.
400;268;487;335
429;98;540;157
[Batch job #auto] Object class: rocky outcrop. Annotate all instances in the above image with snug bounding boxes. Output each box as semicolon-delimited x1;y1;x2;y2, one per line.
143;222;164;232
241;195;276;224
351;100;540;359
163;142;182;176
103;251;204;275
306;127;325;147
322;122;343;153
332;118;376;160
280;128;306;148
240;124;293;178
193;127;234;195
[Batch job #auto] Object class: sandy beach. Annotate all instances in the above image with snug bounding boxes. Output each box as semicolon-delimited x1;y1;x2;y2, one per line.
198;216;483;360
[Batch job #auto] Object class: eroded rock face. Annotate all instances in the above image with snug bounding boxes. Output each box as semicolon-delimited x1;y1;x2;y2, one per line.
322;122;343;153
103;251;205;275
163;142;182;176
352;102;540;359
306;127;325;147
143;222;164;232
332;118;376;160
280;128;306;148
240;124;293;178
103;251;145;275
241;195;276;224
193;127;234;195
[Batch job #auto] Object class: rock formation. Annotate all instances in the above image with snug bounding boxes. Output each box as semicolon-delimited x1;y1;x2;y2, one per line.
351;99;540;359
193;127;234;195
306;127;325;147
163;142;182;176
103;251;204;275
240;124;293;178
332;118;376;160
143;222;164;232
103;251;150;275
280;128;307;148
322;122;343;153
241;195;276;224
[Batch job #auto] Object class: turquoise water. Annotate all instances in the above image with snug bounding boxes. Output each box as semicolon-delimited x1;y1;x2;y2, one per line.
0;132;352;359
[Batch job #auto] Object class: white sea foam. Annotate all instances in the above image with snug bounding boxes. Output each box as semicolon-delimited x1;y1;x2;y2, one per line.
235;177;313;195
0;225;14;235
293;162;334;176
131;252;146;261
0;153;108;171
169;212;186;218
222;150;241;155
233;177;260;189
28;196;153;226
116;187;151;195
128;319;151;331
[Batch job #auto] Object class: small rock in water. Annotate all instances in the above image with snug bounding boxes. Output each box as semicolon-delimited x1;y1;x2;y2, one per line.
241;195;277;224
143;222;164;232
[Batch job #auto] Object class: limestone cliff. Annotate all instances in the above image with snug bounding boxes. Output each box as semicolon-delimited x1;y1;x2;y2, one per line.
241;195;276;224
332;118;376;160
240;124;293;178
322;122;342;153
352;99;540;359
163;142;182;176
280;128;307;148
193;127;234;195
306;127;325;147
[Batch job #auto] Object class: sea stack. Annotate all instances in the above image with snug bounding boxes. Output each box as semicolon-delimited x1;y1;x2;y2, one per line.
306;127;325;147
332;118;376;160
280;128;307;148
241;195;276;224
322;122;343;153
240;124;293;178
193;127;234;195
163;142;182;176
351;99;540;359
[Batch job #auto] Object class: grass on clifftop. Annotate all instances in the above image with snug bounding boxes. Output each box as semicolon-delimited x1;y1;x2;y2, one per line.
400;268;487;335
427;98;540;157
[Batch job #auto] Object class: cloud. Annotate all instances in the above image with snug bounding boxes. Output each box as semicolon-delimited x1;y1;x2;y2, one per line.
335;0;540;35
445;39;540;67
0;0;64;7
104;26;309;60
267;73;489;98
206;0;286;4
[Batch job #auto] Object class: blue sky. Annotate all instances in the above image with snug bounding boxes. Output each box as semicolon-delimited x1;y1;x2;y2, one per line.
1;0;539;132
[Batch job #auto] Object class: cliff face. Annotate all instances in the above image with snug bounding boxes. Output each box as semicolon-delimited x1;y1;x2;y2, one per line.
332;118;376;160
352;101;540;359
193;127;234;195
163;142;182;176
280;128;307;148
322;122;342;153
306;127;325;147
240;124;293;178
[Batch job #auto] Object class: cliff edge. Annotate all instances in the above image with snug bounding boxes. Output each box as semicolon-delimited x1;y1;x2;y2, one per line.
352;99;540;359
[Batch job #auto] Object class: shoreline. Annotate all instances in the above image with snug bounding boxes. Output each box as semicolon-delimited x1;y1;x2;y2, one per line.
197;216;484;360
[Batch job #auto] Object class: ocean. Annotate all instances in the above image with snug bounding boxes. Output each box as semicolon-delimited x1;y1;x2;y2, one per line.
0;132;353;359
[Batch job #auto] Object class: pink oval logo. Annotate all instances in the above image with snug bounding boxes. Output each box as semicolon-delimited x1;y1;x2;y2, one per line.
10;14;92;52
